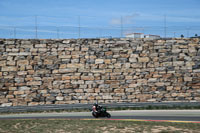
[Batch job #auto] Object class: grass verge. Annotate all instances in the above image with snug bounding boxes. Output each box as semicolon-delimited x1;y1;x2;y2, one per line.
0;119;200;133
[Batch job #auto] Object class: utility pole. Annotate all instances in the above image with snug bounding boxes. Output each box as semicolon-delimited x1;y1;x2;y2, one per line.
14;27;16;38
78;16;80;38
35;15;38;39
186;27;190;38
121;16;123;37
174;32;176;38
141;27;145;34
164;14;167;38
99;28;102;38
57;27;60;39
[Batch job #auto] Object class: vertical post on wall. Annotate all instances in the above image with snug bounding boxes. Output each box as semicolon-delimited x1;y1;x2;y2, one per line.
121;16;123;38
164;14;167;38
78;16;80;38
35;15;38;39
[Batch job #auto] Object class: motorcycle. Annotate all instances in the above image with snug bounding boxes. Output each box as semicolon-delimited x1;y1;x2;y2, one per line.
90;105;111;118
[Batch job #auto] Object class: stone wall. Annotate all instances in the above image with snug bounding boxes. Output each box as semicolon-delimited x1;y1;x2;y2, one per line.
0;38;200;106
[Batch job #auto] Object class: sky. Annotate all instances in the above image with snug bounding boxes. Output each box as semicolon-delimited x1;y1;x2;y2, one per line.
0;0;200;38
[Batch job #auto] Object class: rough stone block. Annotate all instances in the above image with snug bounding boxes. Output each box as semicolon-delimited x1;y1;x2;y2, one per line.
6;40;15;44
175;86;181;90
114;63;121;68
138;57;150;62
62;75;71;80
167;86;173;91
1;103;12;107
28;102;39;106
38;48;47;52
2;66;17;71
27;81;42;86
59;68;77;73
155;82;165;86
74;89;83;93
91;69;105;73
70;76;80;80
81;76;94;80
67;64;84;68
173;61;184;66
15;78;24;83
103;95;112;99
189;47;197;53
9;87;17;90
0;61;6;66
147;99;156;102
6;95;14;99
9;52;30;56
129;58;137;62
136;46;143;51
62;40;70;43
105;51;113;56
59;64;67;69
56;96;64;101
148;78;157;82
136;94;152;102
128;84;138;87
71;80;84;85
81;47;88;51
172;48;181;53
184;77;192;82
35;44;46;48
44;60;53;65
114;88;124;93
17;60;29;66
46;96;56;102
59;55;71;59
95;59;104;64
162;62;172;66
17;71;27;75
21;40;31;45
193;69;200;73
72;55;79;59
14;91;25;95
19;86;31;91
104;59;111;64
171;93;178;97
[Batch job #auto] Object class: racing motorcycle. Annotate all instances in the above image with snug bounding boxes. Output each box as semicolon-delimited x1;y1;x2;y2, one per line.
90;105;111;118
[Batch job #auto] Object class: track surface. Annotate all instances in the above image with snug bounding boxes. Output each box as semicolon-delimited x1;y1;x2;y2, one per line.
1;110;200;122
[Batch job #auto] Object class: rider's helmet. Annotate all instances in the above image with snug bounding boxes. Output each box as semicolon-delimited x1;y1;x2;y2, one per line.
93;103;98;106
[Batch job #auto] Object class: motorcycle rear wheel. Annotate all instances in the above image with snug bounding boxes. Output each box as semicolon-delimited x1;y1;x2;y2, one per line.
92;112;98;118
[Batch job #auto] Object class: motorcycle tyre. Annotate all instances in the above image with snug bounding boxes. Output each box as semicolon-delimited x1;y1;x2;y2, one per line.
106;113;111;118
92;112;98;118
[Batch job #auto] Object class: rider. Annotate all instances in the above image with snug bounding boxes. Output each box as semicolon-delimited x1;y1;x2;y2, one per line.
92;103;102;114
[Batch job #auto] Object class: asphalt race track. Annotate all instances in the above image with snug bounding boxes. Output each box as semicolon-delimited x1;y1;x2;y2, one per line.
1;110;200;122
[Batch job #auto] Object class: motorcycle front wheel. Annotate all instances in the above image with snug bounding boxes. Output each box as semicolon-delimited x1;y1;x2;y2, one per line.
106;113;111;118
